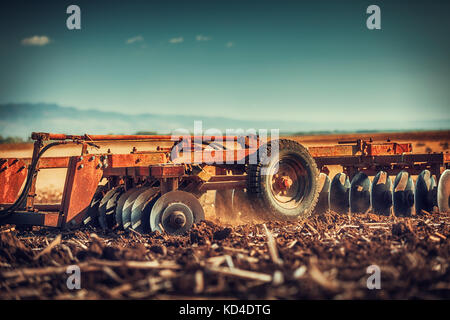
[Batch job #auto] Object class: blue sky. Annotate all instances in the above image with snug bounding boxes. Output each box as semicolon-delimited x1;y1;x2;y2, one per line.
0;0;449;125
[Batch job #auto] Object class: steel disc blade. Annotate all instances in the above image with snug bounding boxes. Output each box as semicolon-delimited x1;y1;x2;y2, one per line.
122;188;149;230
98;187;121;230
393;171;414;216
350;172;371;213
431;174;438;209
371;171;392;216
115;188;139;228
329;173;350;214
415;170;437;215
437;169;450;213
160;203;194;235
130;187;160;233
83;187;107;226
150;190;204;234
103;186;124;228
314;173;330;213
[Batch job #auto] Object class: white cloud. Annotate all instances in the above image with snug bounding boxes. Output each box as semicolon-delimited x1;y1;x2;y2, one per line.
196;35;211;41
226;41;234;48
126;35;144;44
169;37;184;44
21;35;51;46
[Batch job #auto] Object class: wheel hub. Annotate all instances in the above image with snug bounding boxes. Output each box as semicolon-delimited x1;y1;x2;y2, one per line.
169;210;187;228
161;202;194;235
150;190;205;235
270;160;303;205
273;175;293;194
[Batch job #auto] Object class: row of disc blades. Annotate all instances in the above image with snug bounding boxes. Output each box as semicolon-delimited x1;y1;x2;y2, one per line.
82;186;205;235
315;169;450;216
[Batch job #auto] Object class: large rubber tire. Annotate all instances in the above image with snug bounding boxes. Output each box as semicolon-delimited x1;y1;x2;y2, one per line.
247;139;319;221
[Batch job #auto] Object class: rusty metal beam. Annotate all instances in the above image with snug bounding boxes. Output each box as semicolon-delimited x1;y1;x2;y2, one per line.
60;156;103;227
0;159;27;204
0;204;62;212
151;165;185;178
32;132;258;143
160;178;179;194
34;204;61;211
208;175;247;182
199;180;247;191
38;157;70;168
314;153;445;167
308;141;412;157
0;211;61;227
171;149;259;164
108;153;167;167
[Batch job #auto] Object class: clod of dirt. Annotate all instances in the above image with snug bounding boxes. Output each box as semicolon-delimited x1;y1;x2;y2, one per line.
213;227;232;240
1;210;449;300
367;213;383;222
0;233;34;264
189;221;220;244
102;246;122;260
89;239;104;256
149;244;167;255
125;243;148;260
76;238;104;260
392;222;414;240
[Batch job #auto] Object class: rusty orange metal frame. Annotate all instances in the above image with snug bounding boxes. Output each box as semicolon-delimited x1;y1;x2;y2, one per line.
308;140;412;157
0;159;27;204
0;133;448;229
60;156;104;227
310;140;447;180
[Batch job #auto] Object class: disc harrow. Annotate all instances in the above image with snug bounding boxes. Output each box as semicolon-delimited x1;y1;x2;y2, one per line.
0;132;448;235
371;171;392;216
